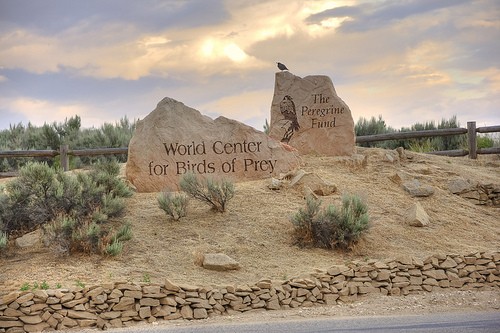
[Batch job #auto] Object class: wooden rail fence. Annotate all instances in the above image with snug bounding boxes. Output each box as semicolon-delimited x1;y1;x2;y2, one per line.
356;121;500;158
0;121;498;178
0;147;128;177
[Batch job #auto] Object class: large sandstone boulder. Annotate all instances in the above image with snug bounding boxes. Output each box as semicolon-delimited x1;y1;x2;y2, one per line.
126;97;301;192
269;71;355;156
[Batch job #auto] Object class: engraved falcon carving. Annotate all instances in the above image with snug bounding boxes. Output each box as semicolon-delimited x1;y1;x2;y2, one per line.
279;95;300;143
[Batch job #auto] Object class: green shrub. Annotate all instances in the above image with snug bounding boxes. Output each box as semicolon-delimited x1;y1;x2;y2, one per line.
158;191;189;220
408;139;434;153
105;239;123;256
477;135;494;149
291;194;370;250
101;193;126;217
111;223;132;243
179;173;234;212
355;115;467;151
0;115;136;172
0;232;7;252
1;160;133;256
3;162;59;234
290;195;321;246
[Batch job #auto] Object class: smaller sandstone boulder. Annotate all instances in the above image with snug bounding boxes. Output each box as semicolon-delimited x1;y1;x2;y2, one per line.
403;180;434;197
202;253;240;271
289;170;336;196
405;202;430;227
15;230;40;248
268;177;283;190
388;172;403;185
448;178;472;194
395;147;406;160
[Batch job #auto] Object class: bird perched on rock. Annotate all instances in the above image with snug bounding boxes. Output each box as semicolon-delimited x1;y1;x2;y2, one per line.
276;62;288;71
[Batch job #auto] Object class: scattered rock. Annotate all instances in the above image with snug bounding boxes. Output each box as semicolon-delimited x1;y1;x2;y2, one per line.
452;182;500;206
268;177;283;190
402;180;435;197
202;253;241;271
288;169;336;196
448;178;472;194
385;153;395;163
388;172;403;185
395;147;406;160
15;230;40;248
405;202;430;227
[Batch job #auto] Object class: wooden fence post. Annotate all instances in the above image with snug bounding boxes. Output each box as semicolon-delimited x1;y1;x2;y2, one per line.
60;145;69;171
467;121;477;159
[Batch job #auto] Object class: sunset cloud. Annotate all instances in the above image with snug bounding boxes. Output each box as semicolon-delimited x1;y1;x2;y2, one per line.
0;0;498;131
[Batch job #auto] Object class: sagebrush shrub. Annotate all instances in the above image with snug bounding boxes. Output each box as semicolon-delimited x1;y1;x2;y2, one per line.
0;232;7;252
3;162;59;234
158;191;189;220
179;173;234;212
290;195;321;246
2;160;133;255
291;194;370;250
111;223;132;243
105;239;123;256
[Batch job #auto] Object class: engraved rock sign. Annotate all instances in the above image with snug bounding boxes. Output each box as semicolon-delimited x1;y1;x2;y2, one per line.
269;71;355;156
126;97;301;192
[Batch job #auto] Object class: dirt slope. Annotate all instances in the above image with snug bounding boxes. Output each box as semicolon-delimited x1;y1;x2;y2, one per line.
1;148;499;296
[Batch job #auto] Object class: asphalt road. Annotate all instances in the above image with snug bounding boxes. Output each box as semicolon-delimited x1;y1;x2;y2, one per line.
101;311;500;333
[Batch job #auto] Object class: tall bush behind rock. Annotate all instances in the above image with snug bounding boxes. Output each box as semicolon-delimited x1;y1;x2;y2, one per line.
355;115;467;152
0;115;136;171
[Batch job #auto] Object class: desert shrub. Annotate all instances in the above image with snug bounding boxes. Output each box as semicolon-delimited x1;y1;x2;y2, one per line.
290;195;322;245
158;191;189;220
407;139;435;153
1;160;133;255
355;115;467;151
43;216;103;254
87;159;132;198
0;232;7;252
111;223;132;243
291;194;370;250
179;173;234;212
3;162;59;234
105;239;123;256
477;135;494;149
0;189;12;233
101;193;126;218
42;215;76;255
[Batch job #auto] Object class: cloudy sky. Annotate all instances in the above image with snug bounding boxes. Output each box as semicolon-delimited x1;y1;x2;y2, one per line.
0;0;499;132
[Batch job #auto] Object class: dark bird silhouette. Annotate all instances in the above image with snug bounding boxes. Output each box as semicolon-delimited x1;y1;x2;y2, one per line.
279;95;300;143
276;62;288;71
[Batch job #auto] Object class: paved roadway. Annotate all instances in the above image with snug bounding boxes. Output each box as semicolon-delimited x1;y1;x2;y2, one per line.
101;311;500;333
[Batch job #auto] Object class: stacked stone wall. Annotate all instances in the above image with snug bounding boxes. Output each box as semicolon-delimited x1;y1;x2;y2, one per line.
1;252;499;332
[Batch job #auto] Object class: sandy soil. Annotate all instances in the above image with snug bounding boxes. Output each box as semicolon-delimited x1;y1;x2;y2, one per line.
1;148;499;314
